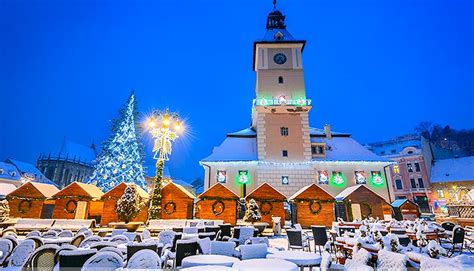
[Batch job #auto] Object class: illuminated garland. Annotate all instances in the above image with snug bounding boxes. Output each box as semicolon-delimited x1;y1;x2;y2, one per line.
260;201;273;215
212;200;225;216
309;200;322;215
8;196;45;201
64;200;77;214
18;200;32;213
163;201;176;215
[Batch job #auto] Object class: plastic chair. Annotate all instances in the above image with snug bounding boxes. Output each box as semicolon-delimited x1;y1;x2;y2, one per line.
80;251;124;271
126;249;161;269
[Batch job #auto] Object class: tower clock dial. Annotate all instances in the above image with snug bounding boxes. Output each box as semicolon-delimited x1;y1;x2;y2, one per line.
273;53;287;65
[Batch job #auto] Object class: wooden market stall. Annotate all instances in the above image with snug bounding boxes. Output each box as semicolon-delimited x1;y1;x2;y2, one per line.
335;185;392;221
100;182;149;226
161;182;195;219
7;182;59;219
196;183;240;225
391;199;420;221
246;183;286;224
51;182;104;221
289;184;335;227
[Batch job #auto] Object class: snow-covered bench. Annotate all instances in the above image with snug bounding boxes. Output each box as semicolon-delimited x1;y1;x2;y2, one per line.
147;219;225;233
14;219;55;233
52;219;96;231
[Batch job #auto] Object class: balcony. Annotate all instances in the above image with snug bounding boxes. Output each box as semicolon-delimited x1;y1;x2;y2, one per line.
254;98;312;107
409;187;428;193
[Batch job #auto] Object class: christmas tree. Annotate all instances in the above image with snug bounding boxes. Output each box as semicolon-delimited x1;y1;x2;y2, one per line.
243;199;262;223
0;199;9;222
86;92;147;192
116;184;142;223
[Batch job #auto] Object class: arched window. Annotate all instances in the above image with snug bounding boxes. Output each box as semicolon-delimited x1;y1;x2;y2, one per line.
278;76;284;84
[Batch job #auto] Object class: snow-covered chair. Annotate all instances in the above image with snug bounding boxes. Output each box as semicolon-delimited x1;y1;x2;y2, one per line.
197;237;211;255
247;237;269;246
239;243;268;260
441;226;465;256
3;235;18;250
6;239;36;268
287;229;311;252
26;236;44;248
70;233;86;247
165;239;198;268
126;242;159;261
110;229;127;237
25;231;41;238
80;251;124;271
319;251;333;271
110;234;128;245
80;236;102;248
89;241;117;250
42;230;58;238
344;248;373;271
58;248;97;269
30;244;59;271
0;239;13;265
227;227;254;246
142;229;152;240
377;249;408;271
122;232;136;242
126;249;162;269
158;230;176;248
210;240;237;257
58;230;73;238
183;227;198;234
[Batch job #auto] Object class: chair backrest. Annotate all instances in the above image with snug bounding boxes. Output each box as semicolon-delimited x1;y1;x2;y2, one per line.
123;232;137;242
30;244;60;271
0;238;13;265
294;224;303;231
219;224;232;239
311;226;328;246
210;240;236;256
3;235;18;249
127;243;158;261
81;251;124;271
338;226;356;236
90;241;118;250
58;230;74;237
80;236;102;248
398;236;411;247
8;239;36;267
110;234;129;244
452;226;465;244
174;239;198;268
183;227;198;234
320;251;333;271
239;243;268;260
54;245;77;264
197;237;211;254
26;230;41;238
239;227;255;245
100;247;124;260
26;236;44;248
441;222;456;231
142;229;152;240
158;230;176;247
42;230;58;238
71;234;86;247
249;237;269;246
205;225;221;234
233;227;241;239
286;229;303;247
127;249;161;269
59;249;97;269
198;232;216;240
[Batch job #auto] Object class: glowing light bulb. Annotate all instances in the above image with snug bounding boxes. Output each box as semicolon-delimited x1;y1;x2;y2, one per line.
163;117;170;126
148;118;156;128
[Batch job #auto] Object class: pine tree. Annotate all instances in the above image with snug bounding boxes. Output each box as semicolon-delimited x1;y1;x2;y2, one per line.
243;199;262;223
0;199;10;222
86;92;147;192
116;185;142;223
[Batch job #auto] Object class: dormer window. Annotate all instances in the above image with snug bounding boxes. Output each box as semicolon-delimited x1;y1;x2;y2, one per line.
311;143;326;157
274;31;284;40
0;169;4;175
10;171;16;177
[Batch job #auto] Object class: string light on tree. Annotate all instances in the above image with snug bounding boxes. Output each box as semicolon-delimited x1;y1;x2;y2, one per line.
146;109;184;219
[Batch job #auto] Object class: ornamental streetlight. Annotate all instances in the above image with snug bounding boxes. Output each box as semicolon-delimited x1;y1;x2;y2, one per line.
146;109;184;219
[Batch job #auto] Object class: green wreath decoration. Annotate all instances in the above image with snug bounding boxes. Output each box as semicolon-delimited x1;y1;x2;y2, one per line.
360;201;373;218
18;200;32;213
164;201;176;215
260;201;273;215
65;199;78;214
309;200;323;215
212;200;225;216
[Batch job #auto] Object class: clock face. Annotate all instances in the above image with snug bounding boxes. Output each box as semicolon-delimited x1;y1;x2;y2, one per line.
273;53;287;65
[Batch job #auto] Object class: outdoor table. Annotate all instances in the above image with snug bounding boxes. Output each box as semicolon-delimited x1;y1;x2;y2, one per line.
181;255;240;268
42;237;73;245
181;265;238;271
267;251;321;271
233;259;298;271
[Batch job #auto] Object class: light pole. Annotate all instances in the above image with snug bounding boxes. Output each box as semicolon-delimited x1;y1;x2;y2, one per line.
146;109;183;219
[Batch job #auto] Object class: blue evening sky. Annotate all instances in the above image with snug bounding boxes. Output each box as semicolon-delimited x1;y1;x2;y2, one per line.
1;0;472;183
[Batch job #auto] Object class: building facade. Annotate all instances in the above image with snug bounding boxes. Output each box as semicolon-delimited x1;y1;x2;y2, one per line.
367;134;433;213
37;140;97;188
201;6;393;210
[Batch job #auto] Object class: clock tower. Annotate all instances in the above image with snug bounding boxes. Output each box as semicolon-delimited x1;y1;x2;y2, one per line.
252;4;312;162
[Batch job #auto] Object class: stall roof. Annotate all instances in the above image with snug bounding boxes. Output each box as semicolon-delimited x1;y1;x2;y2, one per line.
53;182;104;198
289;183;334;200
391;198;418;208
246;183;286;200
334;185;386;202
163;182;196;199
198;183;240;199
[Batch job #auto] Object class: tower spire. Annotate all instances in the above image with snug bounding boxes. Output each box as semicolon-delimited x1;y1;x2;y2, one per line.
273;0;277;9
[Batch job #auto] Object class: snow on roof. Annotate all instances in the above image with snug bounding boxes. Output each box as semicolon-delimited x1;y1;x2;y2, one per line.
311;137;390;162
126;183;149;199
164;182;196;199
246;182;286;200
57;140;97;163
334;185;363;201
201;137;258;162
431;156;474;183
0;183;17;196
15;182;60;198
199;183;240;199
309;127;351;137
367;135;422;157
0;162;21;181
6;159;43;177
227;127;257;137
75;182;104;198
391;199;409;208
261;28;296;42
288;183;334;200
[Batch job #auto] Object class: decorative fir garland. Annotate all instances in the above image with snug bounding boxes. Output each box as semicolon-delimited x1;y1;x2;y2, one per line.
309;200;323;215
360;201;373;218
8;196;45;201
212;200;225;216
64;199;78;214
260;201;273;215
149;160;164;219
163;201;176;215
200;197;239;202
18;200;32;213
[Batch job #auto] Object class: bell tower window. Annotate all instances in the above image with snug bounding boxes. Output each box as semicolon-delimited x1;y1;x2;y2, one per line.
278;76;284;84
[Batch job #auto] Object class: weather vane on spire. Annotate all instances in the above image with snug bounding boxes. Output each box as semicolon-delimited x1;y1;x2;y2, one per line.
273;0;277;9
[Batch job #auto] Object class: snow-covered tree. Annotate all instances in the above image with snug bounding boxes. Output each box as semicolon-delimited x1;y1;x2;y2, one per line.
86;92;147;192
116;185;142;223
243;199;262;223
0;199;10;222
